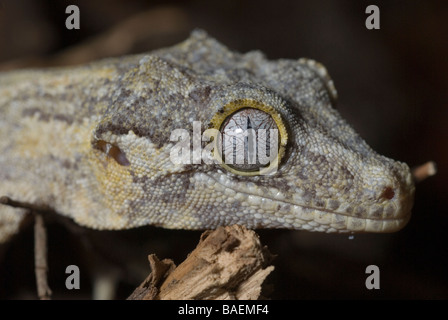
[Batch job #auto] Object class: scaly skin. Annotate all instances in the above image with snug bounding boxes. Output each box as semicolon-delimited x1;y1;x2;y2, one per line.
0;30;414;243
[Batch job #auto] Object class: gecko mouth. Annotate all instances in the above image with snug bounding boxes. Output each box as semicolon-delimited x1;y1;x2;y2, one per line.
201;172;413;233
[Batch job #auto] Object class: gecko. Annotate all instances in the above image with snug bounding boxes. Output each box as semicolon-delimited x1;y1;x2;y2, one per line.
0;30;415;244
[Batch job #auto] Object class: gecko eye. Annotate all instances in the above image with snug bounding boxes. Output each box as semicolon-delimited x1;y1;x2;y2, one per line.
208;99;288;176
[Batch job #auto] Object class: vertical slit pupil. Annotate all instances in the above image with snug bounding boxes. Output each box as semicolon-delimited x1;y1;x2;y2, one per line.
220;108;278;171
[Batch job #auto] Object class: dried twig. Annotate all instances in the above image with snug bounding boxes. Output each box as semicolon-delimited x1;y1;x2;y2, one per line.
0;196;51;213
412;161;437;183
34;214;52;300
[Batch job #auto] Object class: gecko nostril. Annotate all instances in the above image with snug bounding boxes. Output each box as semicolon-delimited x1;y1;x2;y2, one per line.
381;186;395;200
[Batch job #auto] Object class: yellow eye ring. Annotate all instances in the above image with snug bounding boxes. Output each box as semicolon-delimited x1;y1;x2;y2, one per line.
208;99;288;176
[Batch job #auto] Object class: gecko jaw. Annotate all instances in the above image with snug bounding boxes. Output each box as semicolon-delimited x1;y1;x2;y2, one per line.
199;172;413;233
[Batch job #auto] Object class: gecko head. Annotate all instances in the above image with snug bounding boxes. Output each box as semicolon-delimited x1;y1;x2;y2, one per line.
194;80;415;233
88;32;415;232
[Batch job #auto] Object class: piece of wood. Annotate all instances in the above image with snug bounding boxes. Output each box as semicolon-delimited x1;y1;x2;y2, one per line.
127;254;176;300
412;161;437;183
128;225;274;300
34;214;52;300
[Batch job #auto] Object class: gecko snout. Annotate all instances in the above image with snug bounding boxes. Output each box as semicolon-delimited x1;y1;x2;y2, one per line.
376;160;415;220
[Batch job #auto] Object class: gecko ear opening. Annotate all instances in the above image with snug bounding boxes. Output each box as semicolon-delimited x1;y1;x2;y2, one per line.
93;140;130;166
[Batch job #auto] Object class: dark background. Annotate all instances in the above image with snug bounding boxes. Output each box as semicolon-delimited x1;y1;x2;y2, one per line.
0;0;446;299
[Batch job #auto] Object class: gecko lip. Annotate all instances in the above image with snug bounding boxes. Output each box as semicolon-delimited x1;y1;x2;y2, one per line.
205;172;413;233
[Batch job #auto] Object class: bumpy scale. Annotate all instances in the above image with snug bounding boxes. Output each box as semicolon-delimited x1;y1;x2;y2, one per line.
0;30;415;243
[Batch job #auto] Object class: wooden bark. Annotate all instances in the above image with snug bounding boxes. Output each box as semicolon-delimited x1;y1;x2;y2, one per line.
128;225;274;300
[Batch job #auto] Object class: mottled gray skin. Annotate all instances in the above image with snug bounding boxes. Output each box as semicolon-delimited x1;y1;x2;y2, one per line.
0;30;414;243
